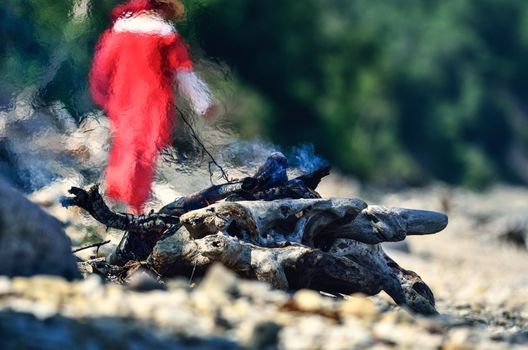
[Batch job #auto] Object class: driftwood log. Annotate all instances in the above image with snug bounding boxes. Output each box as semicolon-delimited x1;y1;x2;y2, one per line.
64;152;447;315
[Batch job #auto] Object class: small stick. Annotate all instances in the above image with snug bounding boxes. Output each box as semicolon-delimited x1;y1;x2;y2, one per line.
176;107;231;184
73;240;111;254
188;260;198;286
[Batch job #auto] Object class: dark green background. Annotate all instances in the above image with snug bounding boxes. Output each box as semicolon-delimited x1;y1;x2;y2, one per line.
2;0;528;189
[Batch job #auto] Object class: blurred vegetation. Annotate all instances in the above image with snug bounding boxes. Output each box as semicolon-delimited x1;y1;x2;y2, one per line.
2;0;528;188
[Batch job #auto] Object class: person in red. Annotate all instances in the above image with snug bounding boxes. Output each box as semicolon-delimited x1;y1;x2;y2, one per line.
90;0;213;213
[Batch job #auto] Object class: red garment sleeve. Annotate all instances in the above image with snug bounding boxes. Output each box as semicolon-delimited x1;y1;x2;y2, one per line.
167;35;194;73
89;30;118;109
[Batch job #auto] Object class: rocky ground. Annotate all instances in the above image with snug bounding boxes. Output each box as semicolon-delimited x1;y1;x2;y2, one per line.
0;106;527;349
0;263;524;350
0;178;526;349
366;184;528;349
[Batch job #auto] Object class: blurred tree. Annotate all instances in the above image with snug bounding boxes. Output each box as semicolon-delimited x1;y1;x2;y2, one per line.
0;0;114;114
2;0;528;188
188;0;528;188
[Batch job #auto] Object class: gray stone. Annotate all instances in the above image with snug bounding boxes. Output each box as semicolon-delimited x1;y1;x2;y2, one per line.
0;178;79;279
127;268;165;292
247;321;281;349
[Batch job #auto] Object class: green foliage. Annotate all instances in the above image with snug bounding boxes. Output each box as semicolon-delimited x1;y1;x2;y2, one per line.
187;0;528;188
0;0;114;112
2;0;528;188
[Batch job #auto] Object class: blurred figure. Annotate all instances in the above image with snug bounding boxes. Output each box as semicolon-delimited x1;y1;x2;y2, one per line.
90;0;213;212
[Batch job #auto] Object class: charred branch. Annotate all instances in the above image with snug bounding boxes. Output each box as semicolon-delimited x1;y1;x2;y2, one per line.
159;152;330;215
152;230;436;314
324;206;448;244
62;185;180;233
65;152;446;315
178;199;446;246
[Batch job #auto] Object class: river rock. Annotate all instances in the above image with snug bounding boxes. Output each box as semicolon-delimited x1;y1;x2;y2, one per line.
0;178;79;278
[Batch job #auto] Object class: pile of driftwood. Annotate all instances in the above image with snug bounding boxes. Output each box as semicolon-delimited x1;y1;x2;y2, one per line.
65;152;447;315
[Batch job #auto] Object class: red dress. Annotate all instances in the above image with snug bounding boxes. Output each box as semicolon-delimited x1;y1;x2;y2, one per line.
90;8;200;212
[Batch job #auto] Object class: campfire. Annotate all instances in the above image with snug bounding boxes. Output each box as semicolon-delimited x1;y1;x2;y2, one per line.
64;152;447;315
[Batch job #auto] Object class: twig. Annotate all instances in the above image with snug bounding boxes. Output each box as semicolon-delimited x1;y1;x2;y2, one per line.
175;107;231;184
73;240;111;254
188;260;198;286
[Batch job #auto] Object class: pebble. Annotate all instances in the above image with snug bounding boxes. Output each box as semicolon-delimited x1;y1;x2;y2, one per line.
197;263;239;300
443;328;476;350
246;321;281;349
0;243;525;350
292;289;326;312
126;268;165;292
340;294;379;320
0;276;11;294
